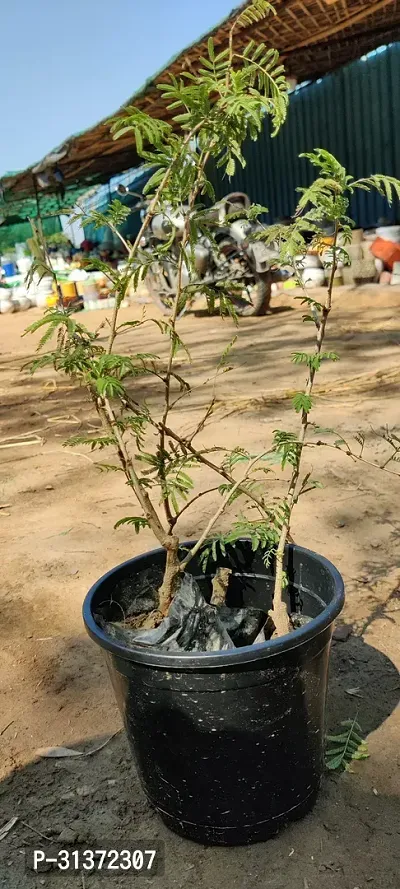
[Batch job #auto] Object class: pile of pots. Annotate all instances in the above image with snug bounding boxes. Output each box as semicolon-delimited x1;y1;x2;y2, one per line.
369;225;400;285
294;224;400;289
0;286;34;314
295;251;345;288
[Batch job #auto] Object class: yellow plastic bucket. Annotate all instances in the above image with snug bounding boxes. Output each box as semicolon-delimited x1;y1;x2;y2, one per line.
61;281;77;299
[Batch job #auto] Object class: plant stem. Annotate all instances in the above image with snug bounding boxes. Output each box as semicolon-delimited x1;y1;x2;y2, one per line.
100;393;181;617
158;144;212;529
271;221;339;637
159;420;272;517
169;486;221;529
108;223;131;255
94;125;211;602
307;440;400;478
106;123;203;355
180;451;269;570
157;538;181;616
99;395;168;546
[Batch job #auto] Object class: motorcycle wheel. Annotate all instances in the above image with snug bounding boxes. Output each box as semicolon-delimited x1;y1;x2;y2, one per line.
231;275;272;317
147;266;189;319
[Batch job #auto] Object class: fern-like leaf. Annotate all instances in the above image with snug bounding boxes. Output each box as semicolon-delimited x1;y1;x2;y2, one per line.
96;463;123;473
222;447;251;473
326;718;369;772
218;336;238;370
64;435;116;451
114;516;150;533
292;392;313;414
235;0;276;30
110;107;171;153
352;174;400;205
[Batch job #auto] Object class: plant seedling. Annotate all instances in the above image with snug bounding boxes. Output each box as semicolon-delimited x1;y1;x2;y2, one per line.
25;1;400;642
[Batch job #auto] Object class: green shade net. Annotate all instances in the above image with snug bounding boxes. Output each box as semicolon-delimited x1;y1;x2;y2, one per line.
0;184;91;221
0;216;61;254
0;184;91;252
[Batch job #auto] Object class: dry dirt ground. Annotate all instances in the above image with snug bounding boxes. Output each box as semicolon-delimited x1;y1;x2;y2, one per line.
0;285;399;888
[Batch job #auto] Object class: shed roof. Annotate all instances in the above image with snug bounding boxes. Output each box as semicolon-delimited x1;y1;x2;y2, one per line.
1;0;399;209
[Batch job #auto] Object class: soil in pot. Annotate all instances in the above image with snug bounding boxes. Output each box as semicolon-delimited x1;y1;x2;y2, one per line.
83;542;344;845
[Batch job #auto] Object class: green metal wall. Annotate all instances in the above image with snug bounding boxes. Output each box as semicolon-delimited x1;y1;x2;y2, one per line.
209;43;400;229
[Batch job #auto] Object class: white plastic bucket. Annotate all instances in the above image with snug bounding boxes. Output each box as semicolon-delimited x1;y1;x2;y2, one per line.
0;298;14;314
301;268;326;287
295;253;322;269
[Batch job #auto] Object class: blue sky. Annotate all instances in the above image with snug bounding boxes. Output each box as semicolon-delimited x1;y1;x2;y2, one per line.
0;0;236;175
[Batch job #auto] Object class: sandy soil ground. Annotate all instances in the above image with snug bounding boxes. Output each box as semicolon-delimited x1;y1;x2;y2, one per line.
0;285;399;888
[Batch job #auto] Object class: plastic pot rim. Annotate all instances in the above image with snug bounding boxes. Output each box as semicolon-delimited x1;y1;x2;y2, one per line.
82;542;344;670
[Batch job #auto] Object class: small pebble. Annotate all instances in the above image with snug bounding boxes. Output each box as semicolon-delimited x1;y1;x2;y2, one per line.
76;785;93;797
58;827;78;843
45;485;54;491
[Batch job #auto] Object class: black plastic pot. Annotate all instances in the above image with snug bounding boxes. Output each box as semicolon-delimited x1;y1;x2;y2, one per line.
83;542;344;845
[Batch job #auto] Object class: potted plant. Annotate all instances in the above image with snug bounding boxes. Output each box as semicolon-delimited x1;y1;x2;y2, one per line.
26;1;400;845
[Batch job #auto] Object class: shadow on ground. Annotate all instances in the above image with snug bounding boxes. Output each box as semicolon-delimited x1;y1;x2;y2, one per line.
0;636;398;889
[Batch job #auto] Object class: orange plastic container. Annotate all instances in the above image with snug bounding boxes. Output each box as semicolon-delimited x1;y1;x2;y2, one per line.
370;238;400;271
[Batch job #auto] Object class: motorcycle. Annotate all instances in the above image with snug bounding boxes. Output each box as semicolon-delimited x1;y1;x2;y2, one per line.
138;192;281;317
